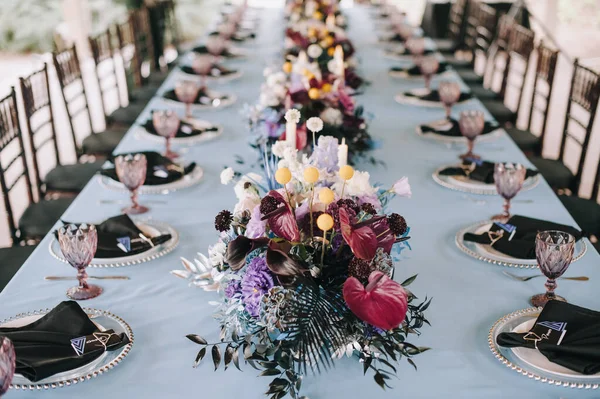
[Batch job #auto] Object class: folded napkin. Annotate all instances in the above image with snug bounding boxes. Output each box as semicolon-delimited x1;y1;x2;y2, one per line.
59;214;172;258
439;160;539;184
404;89;471;103
191;45;239;58
180;64;238;78
142;118;219;138
463;215;582;259
163;87;230;106
497;300;600;375
389;48;435;57
209;30;255;42
0;301;129;382
381;33;405;43
100;151;196;186
391;61;447;75
420;118;499;137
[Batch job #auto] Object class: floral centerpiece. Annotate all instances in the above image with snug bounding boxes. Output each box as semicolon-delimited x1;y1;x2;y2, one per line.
173;123;430;399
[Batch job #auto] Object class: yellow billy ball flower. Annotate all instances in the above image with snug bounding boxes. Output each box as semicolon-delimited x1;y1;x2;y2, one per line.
319;187;335;205
308;88;320;100
303;167;319;184
324;36;335;47
317;213;334;232
308;27;317;38
283;62;292;74
321;83;332;93
327;47;335;56
339;165;355;181
313;11;323;21
275;167;292;185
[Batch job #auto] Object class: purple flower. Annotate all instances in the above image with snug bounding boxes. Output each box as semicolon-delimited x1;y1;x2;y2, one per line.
241;256;274;317
225;280;242;299
246;205;267;238
310;136;339;173
357;193;382;211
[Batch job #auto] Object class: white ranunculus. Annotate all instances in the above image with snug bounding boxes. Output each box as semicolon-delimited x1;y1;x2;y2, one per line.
320;107;343;126
234;193;261;215
333;170;377;197
234;173;263;199
307;44;323;59
284;108;301;124
220;167;235;185
306;117;324;133
392;176;412;198
208;242;226;267
271;141;290;158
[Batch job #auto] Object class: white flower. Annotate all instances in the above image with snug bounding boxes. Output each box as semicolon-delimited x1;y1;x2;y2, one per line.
284;108;301;124
327;59;342;74
208;242;226;268
307;44;323;59
333;170;377;197
220;167;234;185
320;107;343;126
266;72;286;87
234;173;263;200
271;141;291;158
306;117;324;133
234;194;261;215
392;176;412;198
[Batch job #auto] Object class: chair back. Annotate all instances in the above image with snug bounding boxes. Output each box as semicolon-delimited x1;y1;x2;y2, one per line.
19;64;62;195
447;0;469;47
499;24;535;111
474;3;498;70
0;88;35;244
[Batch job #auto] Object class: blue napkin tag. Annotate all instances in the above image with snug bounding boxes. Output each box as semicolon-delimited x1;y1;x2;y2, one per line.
494;223;517;241
117;236;131;253
153;165;169;178
465;157;483;166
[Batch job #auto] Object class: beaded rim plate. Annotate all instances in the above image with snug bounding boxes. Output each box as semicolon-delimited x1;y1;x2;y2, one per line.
415;123;502;143
1;307;133;391
135;120;223;145
97;164;204;194
488;307;600;389
161;91;237;111
432;166;540;195
395;91;472;108
455;220;587;269
49;219;179;268
177;67;244;82
388;69;452;80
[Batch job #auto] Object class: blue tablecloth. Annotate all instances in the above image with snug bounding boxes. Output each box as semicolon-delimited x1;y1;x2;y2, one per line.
2;4;600;398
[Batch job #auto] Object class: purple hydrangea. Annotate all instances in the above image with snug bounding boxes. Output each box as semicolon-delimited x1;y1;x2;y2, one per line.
241;257;274;317
225;280;242;299
246;205;267;238
310;136;339;173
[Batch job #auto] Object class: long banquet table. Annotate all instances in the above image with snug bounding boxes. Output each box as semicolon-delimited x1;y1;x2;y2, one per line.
2;3;600;398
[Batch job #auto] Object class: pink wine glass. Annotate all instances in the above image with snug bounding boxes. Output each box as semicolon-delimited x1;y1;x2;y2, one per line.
492;163;526;222
458;110;485;160
152;110;180;159
531;231;575;307
418;55;439;91
175;79;201;119
192;54;214;88
115;153;149;215
405;36;426;64
58;223;102;300
438;81;461;118
0;337;15;396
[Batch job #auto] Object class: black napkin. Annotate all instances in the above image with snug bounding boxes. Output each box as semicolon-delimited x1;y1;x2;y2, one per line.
58;214;172;258
191;45;239;58
463;215;582;259
100;151;196;187
0;301;129;382
497;300;600;375
420;118;499;137
180;63;238;78
208;30;255;41
404;89;472;103
389;48;435;57
381;33;405;43
142;118;219;138
391;61;448;76
163;87;230;106
439;160;539;184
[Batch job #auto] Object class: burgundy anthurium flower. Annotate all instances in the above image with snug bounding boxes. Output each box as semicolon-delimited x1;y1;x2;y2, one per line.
261;191;300;242
343;271;408;330
339;207;378;260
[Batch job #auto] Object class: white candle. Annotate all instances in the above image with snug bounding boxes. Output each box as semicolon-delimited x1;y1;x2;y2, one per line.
326;14;336;30
334;45;345;78
338;138;348;167
286;121;297;147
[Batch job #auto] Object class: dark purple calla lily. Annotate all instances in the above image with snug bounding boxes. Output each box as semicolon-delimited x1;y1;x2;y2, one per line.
225;236;269;271
261;191;300;242
265;240;307;277
339;208;395;260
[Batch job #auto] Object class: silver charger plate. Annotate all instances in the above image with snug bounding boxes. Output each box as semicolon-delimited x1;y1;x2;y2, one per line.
416;120;503;143
135;119;223;145
97;164;204;194
1;307;134;391
489;307;600;389
455;220;587;268
433;165;540;195
162;90;237;110
395;88;472;108
177;67;244;82
49;219;179;268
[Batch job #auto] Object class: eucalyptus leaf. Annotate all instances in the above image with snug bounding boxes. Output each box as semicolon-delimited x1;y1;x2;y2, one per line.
233;348;242;371
401;274;418;287
193;347;207;368
224;345;235;370
407;358;417;371
260;369;282;377
186;334;208;345
212;345;221;371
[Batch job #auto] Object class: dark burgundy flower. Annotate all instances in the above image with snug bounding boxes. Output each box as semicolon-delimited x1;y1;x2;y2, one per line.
215;210;233;232
260;190;300;242
388;213;408;236
339;207;378;260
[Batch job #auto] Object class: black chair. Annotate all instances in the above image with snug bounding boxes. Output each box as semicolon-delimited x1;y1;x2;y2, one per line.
0;88;72;244
19;63;103;196
476;24;535;125
53;45;128;158
558;162;600;253
433;0;470;54
89;28;146;127
0;244;38;292
506;41;558;155
530;60;600;194
129;7;169;87
148;0;182;69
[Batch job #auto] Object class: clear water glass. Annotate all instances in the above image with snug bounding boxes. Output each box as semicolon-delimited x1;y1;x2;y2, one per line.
438;80;461;118
531;231;575;307
152;110;181;159
492;163;526;222
175;80;201;119
115;154;149;215
58;224;102;300
458;110;485;160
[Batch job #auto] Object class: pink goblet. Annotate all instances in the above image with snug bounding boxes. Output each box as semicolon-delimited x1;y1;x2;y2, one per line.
418;55;439;91
152;110;181;159
492;163;526;222
458;110;485;160
115;153;149;215
0;337;15;396
175;79;201;119
438;80;461;118
58;223;102;300
405;36;426;64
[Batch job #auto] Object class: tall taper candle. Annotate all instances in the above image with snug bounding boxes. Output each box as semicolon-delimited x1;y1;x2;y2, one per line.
338;137;348;167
